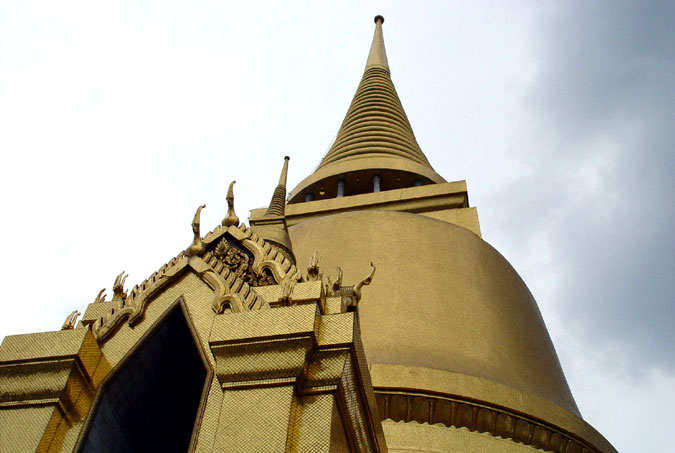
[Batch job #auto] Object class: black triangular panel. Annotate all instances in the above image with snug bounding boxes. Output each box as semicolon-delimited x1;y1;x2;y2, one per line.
80;305;207;452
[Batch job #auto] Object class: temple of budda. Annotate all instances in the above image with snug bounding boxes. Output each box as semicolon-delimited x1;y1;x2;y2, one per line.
0;16;616;453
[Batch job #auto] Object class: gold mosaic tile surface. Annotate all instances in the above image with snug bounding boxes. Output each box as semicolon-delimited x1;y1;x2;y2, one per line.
0;266;386;452
0;360;72;403
252;281;321;304
287;393;335;452
81;302;112;325
321;297;343;315
193;377;223;453
210;304;316;344
306;350;350;387
0;406;54;452
0;328;88;362
316;312;354;346
215;386;295;452
212;337;313;384
329;399;351;452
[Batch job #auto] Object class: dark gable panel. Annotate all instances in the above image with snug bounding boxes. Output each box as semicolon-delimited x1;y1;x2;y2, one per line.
81;306;207;452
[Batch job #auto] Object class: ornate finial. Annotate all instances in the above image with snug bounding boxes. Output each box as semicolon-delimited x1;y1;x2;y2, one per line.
326;266;343;297
307;251;322;282
352;262;376;303
61;310;81;330
93;288;106;304
366;14;389;71
112;271;128;303
250;156;295;263
222;181;240;227
264;156;290;218
280;156;290;182
333;267;343;290
186;204;206;257
279;278;296;306
324;262;376;311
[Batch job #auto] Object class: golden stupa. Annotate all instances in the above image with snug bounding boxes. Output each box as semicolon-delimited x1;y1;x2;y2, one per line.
0;16;616;453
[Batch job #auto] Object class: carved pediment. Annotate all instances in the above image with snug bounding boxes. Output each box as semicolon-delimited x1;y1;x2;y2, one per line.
207;236;276;288
88;223;302;343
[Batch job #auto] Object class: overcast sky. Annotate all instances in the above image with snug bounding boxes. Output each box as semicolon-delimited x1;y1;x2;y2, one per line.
1;2;672;451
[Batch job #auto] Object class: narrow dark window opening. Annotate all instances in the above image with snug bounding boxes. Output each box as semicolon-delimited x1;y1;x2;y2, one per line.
372;174;381;192
80;306;207;452
337;179;346;198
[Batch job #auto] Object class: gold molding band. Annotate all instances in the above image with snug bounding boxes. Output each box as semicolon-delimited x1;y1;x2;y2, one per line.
368;364;616;453
374;390;595;453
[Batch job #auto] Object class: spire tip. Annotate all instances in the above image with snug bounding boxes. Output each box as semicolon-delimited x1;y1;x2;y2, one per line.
366;15;389;71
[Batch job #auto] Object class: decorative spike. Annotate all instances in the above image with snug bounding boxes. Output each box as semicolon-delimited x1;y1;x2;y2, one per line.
186;204;206;257
61;310;81;330
279;278;295;306
249;156;296;263
222;181;240;227
93;288;106;304
112;271;128;303
307;251;322;282
353;262;376;303
264;156;290;218
366;15;389;71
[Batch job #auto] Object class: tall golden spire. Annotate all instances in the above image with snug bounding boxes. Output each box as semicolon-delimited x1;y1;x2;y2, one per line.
265;156;290;217
289;15;444;203
250;156;295;263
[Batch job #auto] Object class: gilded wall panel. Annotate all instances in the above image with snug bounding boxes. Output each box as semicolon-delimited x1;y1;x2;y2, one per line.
0;406;54;452
286;393;337;452
214;385;295;452
329;400;351;453
193;378;224;453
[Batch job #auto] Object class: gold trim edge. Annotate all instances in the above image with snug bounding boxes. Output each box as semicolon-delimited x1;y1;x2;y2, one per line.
375;389;600;453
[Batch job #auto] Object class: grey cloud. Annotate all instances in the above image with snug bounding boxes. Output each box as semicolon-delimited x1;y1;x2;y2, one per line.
514;0;675;369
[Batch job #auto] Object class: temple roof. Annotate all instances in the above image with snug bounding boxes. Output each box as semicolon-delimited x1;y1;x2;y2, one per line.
289;16;445;203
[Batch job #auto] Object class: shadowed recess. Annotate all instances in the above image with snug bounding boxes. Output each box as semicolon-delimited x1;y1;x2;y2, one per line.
80;306;207;452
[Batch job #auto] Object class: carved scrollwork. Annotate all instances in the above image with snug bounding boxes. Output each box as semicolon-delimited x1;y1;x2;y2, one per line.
215;237;249;278
213;237;277;287
306;251;322;282
91;222;301;341
93;288;106;304
325;263;376;311
61;310;81;330
278;277;296;306
213;293;246;314
112;271;128;303
92;254;188;341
